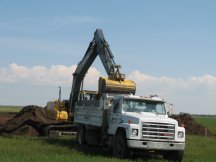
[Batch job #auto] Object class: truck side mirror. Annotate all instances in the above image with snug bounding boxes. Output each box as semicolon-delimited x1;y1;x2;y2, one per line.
167;103;173;116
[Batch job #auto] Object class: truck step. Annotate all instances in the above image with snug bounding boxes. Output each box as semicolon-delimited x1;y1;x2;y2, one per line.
48;130;77;137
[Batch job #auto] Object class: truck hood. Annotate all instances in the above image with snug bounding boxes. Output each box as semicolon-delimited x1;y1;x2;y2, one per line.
122;112;177;125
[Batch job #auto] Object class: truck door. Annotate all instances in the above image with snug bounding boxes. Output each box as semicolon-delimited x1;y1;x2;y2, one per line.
108;97;121;135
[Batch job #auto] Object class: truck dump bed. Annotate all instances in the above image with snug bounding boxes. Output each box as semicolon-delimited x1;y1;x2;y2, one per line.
74;99;106;127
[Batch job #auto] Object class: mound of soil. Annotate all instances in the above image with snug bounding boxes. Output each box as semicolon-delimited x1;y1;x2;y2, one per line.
171;113;213;136
0;105;55;136
0;113;16;125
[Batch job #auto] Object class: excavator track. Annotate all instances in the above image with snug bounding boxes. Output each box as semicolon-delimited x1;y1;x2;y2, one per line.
42;122;77;137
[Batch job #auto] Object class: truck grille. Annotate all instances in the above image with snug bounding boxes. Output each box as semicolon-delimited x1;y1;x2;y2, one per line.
142;122;175;141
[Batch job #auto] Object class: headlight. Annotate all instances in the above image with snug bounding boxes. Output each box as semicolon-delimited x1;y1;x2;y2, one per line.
178;131;184;138
131;129;138;136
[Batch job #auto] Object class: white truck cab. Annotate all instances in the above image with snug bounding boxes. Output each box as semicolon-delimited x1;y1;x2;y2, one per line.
74;93;185;161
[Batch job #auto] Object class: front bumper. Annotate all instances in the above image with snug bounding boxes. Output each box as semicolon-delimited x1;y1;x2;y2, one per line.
127;140;185;151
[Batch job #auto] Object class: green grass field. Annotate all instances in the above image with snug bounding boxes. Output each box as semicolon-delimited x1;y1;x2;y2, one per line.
0;135;215;162
0;105;22;113
0;107;216;161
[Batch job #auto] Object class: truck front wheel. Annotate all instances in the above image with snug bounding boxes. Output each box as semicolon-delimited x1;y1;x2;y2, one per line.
164;150;184;162
77;126;86;145
113;132;129;158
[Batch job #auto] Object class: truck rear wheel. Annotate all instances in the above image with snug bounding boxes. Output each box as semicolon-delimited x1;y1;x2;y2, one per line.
113;132;128;158
77;126;86;145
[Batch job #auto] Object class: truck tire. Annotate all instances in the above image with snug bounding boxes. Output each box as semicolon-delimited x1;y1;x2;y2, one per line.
113;132;129;158
174;150;184;162
164;150;184;162
77;126;86;145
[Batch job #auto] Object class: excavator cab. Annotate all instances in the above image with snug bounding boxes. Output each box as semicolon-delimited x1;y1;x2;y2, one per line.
46;87;69;121
46;100;69;121
78;90;98;101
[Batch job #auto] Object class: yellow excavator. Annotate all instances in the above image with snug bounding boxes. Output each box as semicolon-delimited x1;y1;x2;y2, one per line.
44;29;136;135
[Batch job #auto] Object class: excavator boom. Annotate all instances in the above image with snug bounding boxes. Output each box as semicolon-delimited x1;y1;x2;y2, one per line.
69;29;136;114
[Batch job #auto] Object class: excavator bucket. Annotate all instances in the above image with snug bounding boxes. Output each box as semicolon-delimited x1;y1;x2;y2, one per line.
98;77;136;94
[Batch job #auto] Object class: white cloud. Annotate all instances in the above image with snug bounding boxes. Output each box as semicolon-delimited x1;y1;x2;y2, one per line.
1;65;215;114
0;63;101;88
128;70;216;95
1;64;216;94
1;65;216;93
190;75;216;87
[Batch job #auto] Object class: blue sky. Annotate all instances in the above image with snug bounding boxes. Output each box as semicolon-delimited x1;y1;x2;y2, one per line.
0;1;216;114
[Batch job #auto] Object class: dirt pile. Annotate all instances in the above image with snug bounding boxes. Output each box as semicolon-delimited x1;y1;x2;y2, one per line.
171;113;213;136
0;113;16;125
0;105;55;136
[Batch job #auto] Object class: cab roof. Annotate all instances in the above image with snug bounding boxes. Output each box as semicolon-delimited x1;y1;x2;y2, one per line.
123;94;165;102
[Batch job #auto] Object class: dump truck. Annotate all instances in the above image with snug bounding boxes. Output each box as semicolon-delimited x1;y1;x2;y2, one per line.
46;29;185;161
75;93;185;160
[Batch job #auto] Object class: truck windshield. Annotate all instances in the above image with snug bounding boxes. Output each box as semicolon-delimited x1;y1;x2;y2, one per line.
123;99;166;115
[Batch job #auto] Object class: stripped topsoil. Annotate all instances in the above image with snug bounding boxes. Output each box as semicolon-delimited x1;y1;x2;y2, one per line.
0;105;213;136
0;105;56;136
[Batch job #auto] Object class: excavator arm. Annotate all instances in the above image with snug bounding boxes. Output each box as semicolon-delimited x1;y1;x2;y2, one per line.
69;29;135;114
94;29;125;81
